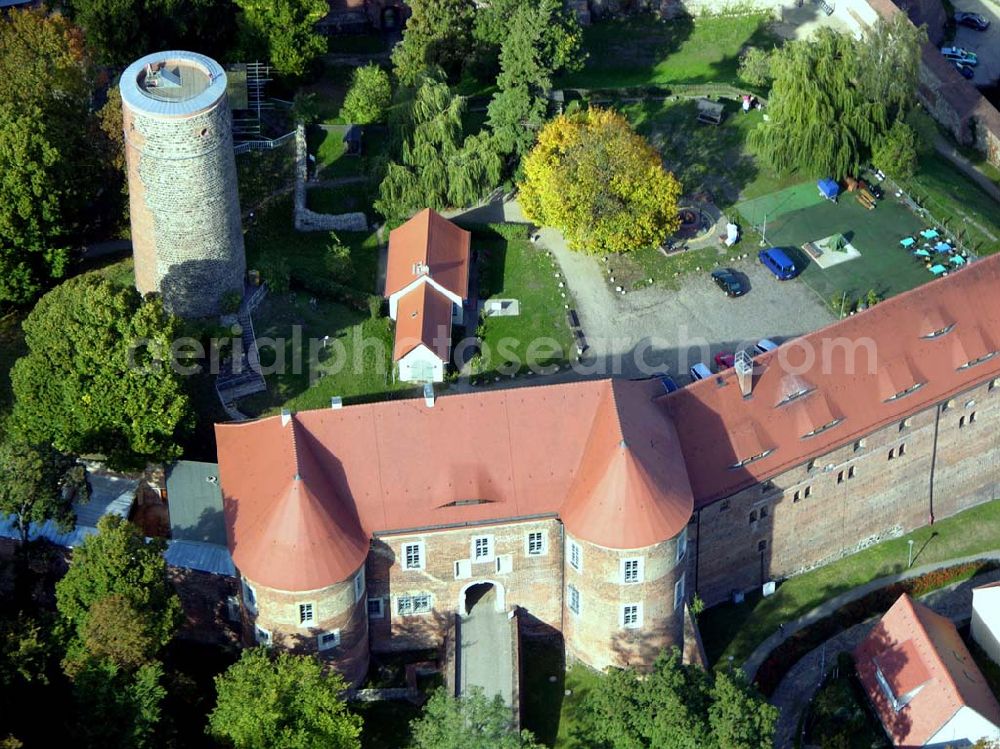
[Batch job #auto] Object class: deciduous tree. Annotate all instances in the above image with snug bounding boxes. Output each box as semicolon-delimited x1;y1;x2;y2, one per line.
11;276;194;467
520;107;682;254
408;688;544;749
207;648;362;749
234;0;328;77
0;437;88;544
737;47;773;88
390;0;476;85
72;658;167;749
341;64;393;124
872;119;919;180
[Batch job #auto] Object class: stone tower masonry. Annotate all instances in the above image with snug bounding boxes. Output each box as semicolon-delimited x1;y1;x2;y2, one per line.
120;51;246;318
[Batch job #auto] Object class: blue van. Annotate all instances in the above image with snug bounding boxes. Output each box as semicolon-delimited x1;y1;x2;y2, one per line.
758;247;798;280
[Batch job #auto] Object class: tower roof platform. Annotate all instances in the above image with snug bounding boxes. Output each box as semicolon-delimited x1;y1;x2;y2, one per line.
120;51;228;118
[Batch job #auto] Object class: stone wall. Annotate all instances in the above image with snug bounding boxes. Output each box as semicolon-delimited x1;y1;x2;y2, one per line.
122;89;246;318
293;125;369;232
695;374;1000;606
168;566;240;646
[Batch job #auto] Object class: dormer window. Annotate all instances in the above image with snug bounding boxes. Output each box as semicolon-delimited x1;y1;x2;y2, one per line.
884;382;925;402
729;449;774;469
958;351;998;370
777;387;814;407
921;324;955;339
801;418;843;438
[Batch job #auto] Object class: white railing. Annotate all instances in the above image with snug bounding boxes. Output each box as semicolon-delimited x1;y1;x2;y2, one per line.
234;130;295;154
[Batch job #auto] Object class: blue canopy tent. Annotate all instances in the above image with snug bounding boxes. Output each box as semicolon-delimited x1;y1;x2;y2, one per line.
818;178;840;203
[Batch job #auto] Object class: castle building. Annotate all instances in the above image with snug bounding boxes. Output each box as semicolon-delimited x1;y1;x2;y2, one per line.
120;51;247;318
216;255;1000;683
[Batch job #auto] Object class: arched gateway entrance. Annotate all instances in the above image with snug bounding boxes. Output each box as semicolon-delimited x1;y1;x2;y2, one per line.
459;580;506;616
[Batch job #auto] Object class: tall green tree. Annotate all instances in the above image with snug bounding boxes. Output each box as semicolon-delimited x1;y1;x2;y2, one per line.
577;650;777;749
207;648;362;749
472;0;582;83
0;437;88;544
390;0;476;85
234;0;327;77
72;658;167;749
0;9;102;306
341;64;393;125
10;276;194;468
855;13;926;120
376;75;500;221
872;119;919;180
55;515;182;670
408;688;544;749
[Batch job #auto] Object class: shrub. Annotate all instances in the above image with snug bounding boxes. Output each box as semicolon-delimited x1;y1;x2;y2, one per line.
341;64;392;125
367;294;383;320
221;290;243;315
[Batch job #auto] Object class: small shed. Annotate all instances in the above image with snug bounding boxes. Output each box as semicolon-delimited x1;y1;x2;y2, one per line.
343;125;363;156
818;178;840;202
166;461;226;545
696;99;725;126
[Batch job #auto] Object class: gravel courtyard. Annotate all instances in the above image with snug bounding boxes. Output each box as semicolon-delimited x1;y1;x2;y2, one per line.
538;226;837;382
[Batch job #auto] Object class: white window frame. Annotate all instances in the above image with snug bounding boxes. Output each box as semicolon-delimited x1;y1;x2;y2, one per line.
353;569;365;603
317;629;341;651
568;539;582;572
397;593;433;617
620;602;643;629
298;601;316;627
495;554;513;574
525;530;548;557
402;541;425;571
454;559;472;579
676;526;688;564
242;579;258;615
255;624;272;646
367;597;384;619
568;584;581;615
471;535;495;563
620;557;644;584
674;573;686;610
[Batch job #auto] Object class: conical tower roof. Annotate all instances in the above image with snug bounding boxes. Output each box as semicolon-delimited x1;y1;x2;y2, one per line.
560;380;693;549
222;416;369;591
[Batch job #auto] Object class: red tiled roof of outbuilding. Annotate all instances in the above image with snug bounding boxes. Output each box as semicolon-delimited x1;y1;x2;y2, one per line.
384;209;471;299
667;256;1000;506
216;379;695;589
391;281;453;362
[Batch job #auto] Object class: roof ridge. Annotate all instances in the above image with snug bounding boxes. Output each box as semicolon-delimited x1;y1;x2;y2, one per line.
288;414;302;479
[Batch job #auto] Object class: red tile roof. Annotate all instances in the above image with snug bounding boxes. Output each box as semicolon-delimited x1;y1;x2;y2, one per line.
854;594;1000;746
384;209;471;299
216;379;694;589
391;281;453;362
667;257;1000;506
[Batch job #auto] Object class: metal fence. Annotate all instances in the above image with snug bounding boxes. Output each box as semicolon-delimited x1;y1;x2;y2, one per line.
233;130;295;154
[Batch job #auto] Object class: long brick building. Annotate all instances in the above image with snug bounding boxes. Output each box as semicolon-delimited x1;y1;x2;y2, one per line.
217;254;1000;683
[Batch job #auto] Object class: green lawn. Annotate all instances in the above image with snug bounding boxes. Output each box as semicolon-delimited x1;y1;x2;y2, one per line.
472;232;576;379
900;151;1000;256
699;498;1000;667
307;184;376;215
307;125;389;181
556;13;776;90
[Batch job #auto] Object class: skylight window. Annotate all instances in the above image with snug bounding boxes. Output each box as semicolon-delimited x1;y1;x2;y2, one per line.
921;324;955;339
729;449;775;469
801;418;844;439
958;351;998;370
884;382;925;402
777;387;814;407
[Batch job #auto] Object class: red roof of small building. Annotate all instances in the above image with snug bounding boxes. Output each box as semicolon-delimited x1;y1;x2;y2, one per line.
854;593;1000;747
668;256;1000;506
217;379;694;589
392;281;453;362
384;209;471;299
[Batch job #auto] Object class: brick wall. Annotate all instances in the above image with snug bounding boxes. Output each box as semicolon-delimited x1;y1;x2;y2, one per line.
563;531;687;671
122;89;247;318
168;566;240;646
695;375;1000;606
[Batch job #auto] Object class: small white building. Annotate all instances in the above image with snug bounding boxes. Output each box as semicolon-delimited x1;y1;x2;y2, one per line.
383;209;471;384
973;582;1000;665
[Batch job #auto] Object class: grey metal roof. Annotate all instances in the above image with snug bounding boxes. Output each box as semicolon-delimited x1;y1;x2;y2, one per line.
0;471;137;547
120;51;227;118
164;540;236;576
166;460;226;545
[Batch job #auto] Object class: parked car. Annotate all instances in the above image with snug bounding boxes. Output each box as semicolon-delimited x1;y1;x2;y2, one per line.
710;268;749;297
755;338;779;354
758;247;799;280
941;46;979;66
714;351;736;370
955;11;990;30
861;180;884;200
659;374;680;393
689;362;712;381
955;61;976;79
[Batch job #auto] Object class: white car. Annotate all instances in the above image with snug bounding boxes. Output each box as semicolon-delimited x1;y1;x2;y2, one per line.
689;362;712;381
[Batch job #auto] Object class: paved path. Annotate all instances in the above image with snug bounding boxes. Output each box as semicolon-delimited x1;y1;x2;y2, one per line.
458;600;514;706
770;564;1000;748
742;551;1000;680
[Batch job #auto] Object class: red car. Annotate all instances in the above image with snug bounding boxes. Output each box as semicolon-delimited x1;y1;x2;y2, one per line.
714;351;735;370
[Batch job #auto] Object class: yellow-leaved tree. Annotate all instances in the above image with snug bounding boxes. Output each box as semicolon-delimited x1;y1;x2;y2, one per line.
519;107;682;254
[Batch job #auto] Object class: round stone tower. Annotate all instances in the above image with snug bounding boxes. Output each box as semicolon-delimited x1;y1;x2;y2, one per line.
120;51;246;318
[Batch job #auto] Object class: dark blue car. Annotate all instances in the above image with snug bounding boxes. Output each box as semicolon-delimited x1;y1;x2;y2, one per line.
758;247;798;280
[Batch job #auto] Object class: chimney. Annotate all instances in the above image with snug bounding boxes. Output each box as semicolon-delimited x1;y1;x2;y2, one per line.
330;396;343;409
423;382;435;408
281;408;292;426
735;350;754;398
